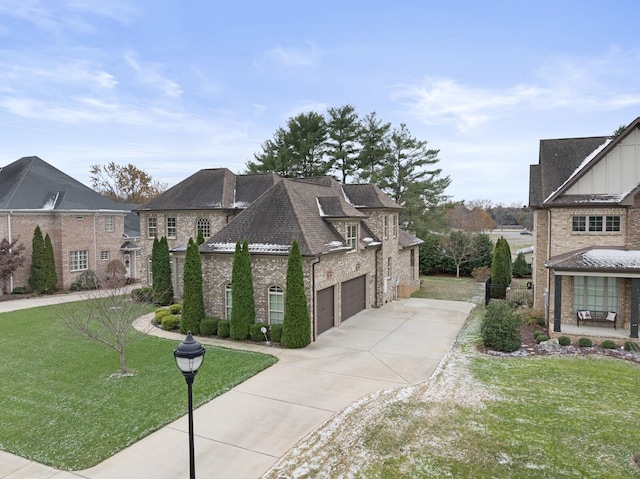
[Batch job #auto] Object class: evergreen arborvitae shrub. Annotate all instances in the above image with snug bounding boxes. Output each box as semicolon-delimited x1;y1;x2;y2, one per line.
197;228;205;245
512;252;530;278
481;300;521;352
43;233;58;291
230;240;256;340
270;324;283;342
217;319;230;338
281;240;311;348
29;225;47;293
181;238;204;334
250;323;267;342
490;237;511;299
558;336;571;346
152;237;173;305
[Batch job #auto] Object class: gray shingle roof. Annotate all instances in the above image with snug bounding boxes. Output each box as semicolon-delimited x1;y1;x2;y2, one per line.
0;156;127;211
343;184;402;209
203;177;367;256
137;169;280;211
546;247;640;274
398;228;424;249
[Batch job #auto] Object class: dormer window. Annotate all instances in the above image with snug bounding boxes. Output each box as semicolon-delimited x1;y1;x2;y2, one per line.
347;224;358;250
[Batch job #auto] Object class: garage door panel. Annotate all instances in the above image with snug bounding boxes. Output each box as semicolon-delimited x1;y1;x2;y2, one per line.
317;286;334;335
341;275;366;321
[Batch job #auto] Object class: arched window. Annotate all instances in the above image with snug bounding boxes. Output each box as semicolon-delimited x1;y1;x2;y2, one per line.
196;218;210;238
225;283;232;319
269;286;284;324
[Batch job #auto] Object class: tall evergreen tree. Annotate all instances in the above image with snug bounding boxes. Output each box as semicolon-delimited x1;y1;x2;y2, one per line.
326;104;361;183
181;238;204;334
230;240;256;340
241;239;256;330
197;228;205;246
29;225;47;293
490;237;512;299
43;233;58;291
356;111;391;182
152;237;173;305
281;240;311;348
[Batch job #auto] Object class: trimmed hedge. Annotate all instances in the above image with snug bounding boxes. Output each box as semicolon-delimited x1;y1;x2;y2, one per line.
270;324;283;343
217;319;230;338
155;309;172;323
200;317;219;336
481;300;521;352
161;315;180;331
535;334;549;344
250;323;268;342
601;339;616;349
558;336;571;346
169;304;182;314
578;337;593;348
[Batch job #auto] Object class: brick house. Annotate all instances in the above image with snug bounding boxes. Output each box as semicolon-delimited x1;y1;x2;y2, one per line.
529;117;640;338
137;170;422;340
0;156;141;292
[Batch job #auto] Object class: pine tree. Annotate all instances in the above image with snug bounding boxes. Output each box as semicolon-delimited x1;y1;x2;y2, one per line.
29;225;47;293
152;237;173;305
44;234;58;291
281;240;311;348
181;238;204;334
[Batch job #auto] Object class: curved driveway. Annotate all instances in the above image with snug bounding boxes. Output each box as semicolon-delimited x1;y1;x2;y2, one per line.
0;296;473;479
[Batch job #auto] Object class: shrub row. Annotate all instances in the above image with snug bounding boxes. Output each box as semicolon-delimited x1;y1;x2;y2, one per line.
196;318;281;344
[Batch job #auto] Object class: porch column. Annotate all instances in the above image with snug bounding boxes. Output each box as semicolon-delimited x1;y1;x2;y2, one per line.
553;274;562;333
631;278;639;339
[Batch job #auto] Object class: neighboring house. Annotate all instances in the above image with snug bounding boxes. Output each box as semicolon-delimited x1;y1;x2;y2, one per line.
0;156;141;291
529;117;640;338
137;170;422;340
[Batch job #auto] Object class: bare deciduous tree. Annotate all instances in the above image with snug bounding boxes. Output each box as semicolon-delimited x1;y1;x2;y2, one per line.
60;280;153;376
0;238;25;294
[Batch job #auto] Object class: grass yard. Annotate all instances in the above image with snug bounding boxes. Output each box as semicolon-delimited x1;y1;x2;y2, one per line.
265;278;640;478
412;275;485;303
0;302;277;470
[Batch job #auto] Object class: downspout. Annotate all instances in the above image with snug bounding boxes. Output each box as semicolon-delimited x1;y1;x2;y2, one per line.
8;212;13;292
311;255;321;341
93;214;98;271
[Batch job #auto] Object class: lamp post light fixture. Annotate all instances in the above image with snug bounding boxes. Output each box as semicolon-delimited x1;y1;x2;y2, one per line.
174;331;206;479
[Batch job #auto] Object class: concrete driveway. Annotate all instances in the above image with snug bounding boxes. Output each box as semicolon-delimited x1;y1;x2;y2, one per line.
0;297;473;479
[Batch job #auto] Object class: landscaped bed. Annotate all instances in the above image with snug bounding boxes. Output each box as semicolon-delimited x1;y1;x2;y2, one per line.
0;302;277;470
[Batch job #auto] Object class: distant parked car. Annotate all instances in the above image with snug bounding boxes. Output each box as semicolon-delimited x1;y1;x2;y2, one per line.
520;230;533;235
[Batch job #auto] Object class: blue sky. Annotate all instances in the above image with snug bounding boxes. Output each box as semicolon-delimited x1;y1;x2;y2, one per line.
1;1;639;205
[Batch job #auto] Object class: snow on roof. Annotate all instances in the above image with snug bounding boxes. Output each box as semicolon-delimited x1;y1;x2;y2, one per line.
544;138;612;203
582;249;640;269
205;242;291;254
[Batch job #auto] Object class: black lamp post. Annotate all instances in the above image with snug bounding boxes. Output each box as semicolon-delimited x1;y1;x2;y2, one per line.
174;331;206;479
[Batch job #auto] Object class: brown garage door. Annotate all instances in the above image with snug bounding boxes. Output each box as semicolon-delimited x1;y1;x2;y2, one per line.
341;275;366;321
317;286;335;334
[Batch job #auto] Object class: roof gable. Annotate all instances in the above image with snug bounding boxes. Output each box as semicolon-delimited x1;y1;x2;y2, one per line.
0;156;125;211
342;184;402;209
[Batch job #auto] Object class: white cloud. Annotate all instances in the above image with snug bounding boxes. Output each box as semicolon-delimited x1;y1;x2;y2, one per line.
263;43;319;68
123;51;183;98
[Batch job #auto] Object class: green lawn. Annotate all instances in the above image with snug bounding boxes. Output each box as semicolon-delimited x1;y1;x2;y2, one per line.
0;302;277;470
412;275;485;303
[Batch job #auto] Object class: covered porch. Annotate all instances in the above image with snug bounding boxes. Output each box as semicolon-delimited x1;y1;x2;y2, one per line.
545;247;640;339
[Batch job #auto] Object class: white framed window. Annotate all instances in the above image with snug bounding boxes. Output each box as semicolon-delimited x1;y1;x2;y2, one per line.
268;286;284;324
387;256;392;278
225;283;232;319
147;217;157;238
346;224;358;250
166;217;176;239
105;215;114;232
101;251;110;261
70;250;88;272
392;214;398;238
572;215;620;232
197;218;210;238
384;215;389;239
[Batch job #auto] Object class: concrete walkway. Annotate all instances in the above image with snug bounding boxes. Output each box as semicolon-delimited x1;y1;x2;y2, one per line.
0;295;473;479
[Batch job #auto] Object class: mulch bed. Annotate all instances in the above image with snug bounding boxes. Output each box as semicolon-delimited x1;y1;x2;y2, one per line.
479;324;640;365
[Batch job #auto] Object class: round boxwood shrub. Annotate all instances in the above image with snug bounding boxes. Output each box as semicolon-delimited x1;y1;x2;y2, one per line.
578;337;593;348
169;303;182;315
533;330;544;338
217;319;230;338
249;323;268;342
161;315;180;331
155;308;171;323
481;300;522;352
270;324;283;343
624;341;639;352
535;334;549;344
601;339;616;349
558;336;571;346
200;317;219;336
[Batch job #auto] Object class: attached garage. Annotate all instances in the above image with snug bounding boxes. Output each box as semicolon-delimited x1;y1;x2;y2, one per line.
341;275;366;321
317;286;335;335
